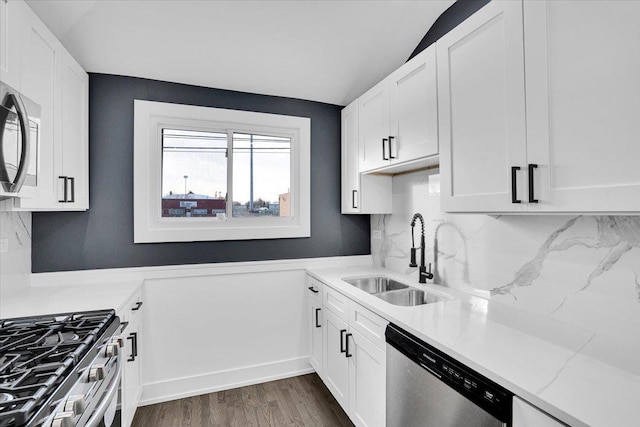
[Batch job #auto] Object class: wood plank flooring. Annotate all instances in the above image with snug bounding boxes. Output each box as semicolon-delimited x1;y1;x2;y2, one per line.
131;374;354;427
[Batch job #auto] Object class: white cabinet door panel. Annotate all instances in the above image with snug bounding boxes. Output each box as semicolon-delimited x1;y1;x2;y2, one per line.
359;80;390;172
438;0;527;212
341;100;360;213
525;0;640;212
322;309;349;411
0;0;24;90
513;397;566;427
348;330;385;427
389;44;438;162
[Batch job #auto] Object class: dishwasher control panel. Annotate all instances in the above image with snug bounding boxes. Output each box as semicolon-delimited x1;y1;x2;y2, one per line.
386;323;513;424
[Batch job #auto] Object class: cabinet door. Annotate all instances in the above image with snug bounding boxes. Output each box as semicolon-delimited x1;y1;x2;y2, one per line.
437;0;527;212
121;316;140;427
389;44;438;163
341;100;360;213
307;281;323;375
359;79;390;172
15;4;63;210
513;396;566;427
0;0;24;90
60;51;89;210
322;309;349;411
524;0;640;212
347;329;386;427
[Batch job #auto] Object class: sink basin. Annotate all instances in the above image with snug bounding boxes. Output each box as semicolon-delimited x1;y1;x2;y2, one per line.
375;289;448;307
343;276;409;294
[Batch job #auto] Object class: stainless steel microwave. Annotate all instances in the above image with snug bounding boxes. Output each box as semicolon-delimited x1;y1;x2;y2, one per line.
0;80;40;200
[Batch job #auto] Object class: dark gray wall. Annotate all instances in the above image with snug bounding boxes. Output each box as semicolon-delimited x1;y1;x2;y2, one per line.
408;0;491;61
32;74;370;272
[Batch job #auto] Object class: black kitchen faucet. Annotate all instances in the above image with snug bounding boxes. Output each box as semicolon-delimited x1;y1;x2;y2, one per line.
410;213;433;284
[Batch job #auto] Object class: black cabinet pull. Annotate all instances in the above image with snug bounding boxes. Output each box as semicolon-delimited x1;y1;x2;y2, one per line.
352;189;358;209
120;321;129;333
68;177;75;203
315;308;321;328
511;166;521;204
389;136;396;159
382;138;389;160
126;332;137;362
528;164;538;203
307;286;319;294
340;329;347;353
58;176;68;202
132;301;143;311
345;333;353;358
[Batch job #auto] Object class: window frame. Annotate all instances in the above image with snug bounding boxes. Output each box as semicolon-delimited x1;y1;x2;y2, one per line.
133;100;311;243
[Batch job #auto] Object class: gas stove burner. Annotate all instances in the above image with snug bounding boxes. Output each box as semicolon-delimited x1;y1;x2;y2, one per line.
42;331;80;346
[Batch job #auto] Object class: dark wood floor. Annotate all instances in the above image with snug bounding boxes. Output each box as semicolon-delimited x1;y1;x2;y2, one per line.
131;373;354;427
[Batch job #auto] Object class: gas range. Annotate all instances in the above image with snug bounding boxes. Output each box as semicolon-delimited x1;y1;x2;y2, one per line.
0;310;122;427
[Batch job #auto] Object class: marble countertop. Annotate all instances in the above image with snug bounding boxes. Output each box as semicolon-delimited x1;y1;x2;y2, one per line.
307;265;640;427
0;280;142;319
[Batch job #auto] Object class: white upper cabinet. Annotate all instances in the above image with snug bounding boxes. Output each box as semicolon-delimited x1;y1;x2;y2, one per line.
388;44;438;164
11;0;89;211
437;0;527;213
524;0;640;212
0;0;24;90
439;0;640;213
341;99;392;215
359;80;390;172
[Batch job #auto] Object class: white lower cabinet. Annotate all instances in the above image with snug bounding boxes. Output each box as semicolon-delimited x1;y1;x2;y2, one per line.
307;278;323;375
513;396;566;427
347;329;385;427
118;289;144;427
313;276;387;427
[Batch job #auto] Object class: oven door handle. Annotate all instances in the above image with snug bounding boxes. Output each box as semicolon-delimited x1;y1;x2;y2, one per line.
85;356;122;427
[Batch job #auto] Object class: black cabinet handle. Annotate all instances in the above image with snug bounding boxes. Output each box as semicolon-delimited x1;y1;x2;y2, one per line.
307;286;319;294
382;138;389;160
315;308;321;328
120;321;129;333
345;333;353;358
511;166;521;204
132;301;143;311
68;177;75;203
352;189;358;209
340;329;347;353
58;176;68;202
389;136;396;159
126;332;137;362
528;164;538;203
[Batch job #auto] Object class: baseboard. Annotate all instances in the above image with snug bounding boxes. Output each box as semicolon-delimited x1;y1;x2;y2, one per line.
138;356;314;407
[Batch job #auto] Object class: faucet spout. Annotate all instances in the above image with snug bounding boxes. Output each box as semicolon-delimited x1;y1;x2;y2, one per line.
410;213;433;284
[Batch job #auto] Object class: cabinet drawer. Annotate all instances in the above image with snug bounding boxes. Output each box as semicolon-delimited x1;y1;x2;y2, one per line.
323;286;348;321
307;276;323;302
348;301;388;349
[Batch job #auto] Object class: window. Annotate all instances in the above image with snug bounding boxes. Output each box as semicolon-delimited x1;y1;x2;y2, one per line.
134;100;310;243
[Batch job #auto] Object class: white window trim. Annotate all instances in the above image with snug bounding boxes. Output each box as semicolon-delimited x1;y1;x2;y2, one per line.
133;100;311;243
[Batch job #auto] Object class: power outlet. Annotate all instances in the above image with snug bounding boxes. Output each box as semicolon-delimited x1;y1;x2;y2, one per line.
372;230;383;240
0;238;8;254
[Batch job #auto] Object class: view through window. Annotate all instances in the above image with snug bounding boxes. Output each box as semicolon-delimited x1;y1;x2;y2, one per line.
161;129;291;219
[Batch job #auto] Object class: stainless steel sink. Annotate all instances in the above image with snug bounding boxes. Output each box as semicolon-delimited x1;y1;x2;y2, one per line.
375;289;448;307
343;276;409;294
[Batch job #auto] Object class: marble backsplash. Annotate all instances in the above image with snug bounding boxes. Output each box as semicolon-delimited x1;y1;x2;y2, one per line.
0;201;32;300
372;170;640;345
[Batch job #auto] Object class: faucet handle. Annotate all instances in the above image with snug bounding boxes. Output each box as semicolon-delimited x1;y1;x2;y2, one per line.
424;263;434;280
409;248;418;268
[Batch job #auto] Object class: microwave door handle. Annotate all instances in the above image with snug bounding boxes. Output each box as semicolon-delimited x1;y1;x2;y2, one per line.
5;93;30;193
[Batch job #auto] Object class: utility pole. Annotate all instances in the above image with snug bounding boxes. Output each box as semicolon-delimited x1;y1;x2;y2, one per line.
249;134;254;212
184;175;188;197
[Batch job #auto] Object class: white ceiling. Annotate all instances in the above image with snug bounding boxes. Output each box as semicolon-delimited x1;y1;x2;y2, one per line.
26;0;453;106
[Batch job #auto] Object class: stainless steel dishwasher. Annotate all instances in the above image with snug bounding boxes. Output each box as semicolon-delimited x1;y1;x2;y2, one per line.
386;323;512;427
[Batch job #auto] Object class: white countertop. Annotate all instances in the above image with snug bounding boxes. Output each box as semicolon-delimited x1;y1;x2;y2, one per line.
307;265;640;427
0;280;142;319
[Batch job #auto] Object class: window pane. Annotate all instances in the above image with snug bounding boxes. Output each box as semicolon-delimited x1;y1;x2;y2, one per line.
161;129;227;218
232;133;291;218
